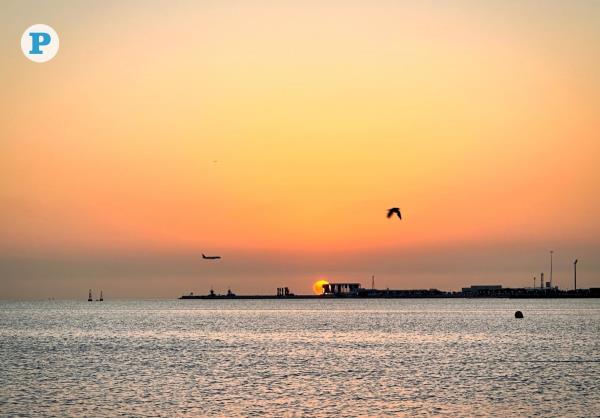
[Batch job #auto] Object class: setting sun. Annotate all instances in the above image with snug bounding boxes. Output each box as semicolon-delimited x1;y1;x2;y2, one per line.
313;280;329;295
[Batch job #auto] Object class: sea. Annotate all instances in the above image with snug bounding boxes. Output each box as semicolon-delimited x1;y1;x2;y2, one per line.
1;298;599;417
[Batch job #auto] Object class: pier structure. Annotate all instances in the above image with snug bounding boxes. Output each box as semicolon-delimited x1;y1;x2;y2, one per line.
277;287;291;297
180;282;600;299
322;283;361;296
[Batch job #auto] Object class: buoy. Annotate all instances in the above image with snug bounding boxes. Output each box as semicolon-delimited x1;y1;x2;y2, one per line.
515;310;523;319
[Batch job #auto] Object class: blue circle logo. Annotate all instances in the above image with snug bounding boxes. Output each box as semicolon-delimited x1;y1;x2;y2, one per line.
21;24;59;63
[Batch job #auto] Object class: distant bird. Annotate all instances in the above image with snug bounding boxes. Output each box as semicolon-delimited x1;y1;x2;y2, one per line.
202;253;221;260
387;207;402;219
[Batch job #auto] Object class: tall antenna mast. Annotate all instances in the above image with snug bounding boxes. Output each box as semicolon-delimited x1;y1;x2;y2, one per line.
574;259;578;291
550;250;554;288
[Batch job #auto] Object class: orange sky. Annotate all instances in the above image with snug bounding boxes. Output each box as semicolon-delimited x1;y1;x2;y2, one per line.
1;1;599;297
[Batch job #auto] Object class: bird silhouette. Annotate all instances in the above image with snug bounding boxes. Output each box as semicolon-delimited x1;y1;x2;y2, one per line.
387;207;402;219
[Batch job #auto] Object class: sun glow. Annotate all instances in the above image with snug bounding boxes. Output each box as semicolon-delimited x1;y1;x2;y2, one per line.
313;279;329;295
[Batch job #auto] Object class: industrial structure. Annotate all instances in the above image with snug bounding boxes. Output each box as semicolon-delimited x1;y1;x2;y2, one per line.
322;283;361;295
180;252;599;299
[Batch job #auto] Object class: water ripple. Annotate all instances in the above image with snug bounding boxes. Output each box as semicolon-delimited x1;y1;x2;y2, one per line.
1;298;599;417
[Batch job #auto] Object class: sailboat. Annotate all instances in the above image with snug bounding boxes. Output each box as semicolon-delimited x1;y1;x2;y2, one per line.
96;290;104;302
88;289;93;302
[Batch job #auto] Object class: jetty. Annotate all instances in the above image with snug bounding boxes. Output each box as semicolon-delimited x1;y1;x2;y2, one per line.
180;282;600;299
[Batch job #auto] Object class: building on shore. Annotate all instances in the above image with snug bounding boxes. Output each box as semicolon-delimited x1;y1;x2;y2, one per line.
461;285;503;297
322;283;361;296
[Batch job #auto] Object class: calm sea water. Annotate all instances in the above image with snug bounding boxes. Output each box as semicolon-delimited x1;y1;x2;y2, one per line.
1;298;599;417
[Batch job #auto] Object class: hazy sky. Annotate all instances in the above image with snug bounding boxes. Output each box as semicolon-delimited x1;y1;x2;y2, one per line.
1;0;599;298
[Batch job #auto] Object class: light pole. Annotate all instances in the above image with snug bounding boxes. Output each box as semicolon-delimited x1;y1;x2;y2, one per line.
550;250;554;288
574;259;578;291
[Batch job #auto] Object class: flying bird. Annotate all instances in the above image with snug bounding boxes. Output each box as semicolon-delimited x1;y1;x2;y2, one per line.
387;207;402;219
202;253;221;260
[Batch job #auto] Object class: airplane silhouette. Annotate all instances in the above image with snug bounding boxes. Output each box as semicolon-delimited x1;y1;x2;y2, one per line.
387;207;402;219
202;253;221;260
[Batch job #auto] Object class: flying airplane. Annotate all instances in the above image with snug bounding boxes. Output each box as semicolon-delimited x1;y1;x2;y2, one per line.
202;253;221;260
387;207;402;219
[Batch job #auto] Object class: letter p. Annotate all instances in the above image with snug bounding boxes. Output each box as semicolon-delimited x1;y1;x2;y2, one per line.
29;32;51;54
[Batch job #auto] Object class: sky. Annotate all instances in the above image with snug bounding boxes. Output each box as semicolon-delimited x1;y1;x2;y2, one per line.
1;0;599;298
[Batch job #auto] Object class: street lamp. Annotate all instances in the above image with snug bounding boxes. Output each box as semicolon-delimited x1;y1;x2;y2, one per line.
550;250;554;288
574;259;578;291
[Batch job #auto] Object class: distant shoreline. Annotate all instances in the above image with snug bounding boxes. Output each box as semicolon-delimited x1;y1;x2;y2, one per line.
179;293;600;300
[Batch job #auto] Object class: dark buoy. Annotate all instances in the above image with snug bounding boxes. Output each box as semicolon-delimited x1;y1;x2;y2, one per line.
515;310;524;319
